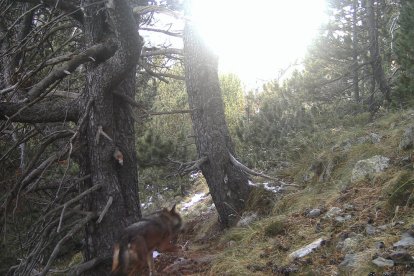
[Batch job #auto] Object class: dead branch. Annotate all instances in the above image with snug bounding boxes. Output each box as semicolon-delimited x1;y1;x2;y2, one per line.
133;5;183;19
169;156;208;176
0;128;38;163
0;98;79;123
141;48;183;57
26;42;117;100
112;91;145;108
229;152;278;181
95;125;113;145
37;182;101;225
145;109;195;117
97;196;113;223
139;61;169;83
140;27;182;37
47;90;80;99
39;212;97;276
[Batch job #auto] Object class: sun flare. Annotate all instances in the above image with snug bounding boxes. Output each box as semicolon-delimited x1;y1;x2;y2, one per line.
190;0;327;87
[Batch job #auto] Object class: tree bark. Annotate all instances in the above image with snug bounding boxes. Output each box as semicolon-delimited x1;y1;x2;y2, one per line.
79;0;142;274
366;0;391;104
352;0;360;103
183;21;252;227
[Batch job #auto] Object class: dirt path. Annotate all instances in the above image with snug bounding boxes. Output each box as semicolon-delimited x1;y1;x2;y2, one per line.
154;211;221;275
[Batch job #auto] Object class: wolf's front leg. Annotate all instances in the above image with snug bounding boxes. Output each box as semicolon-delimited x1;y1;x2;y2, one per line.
147;252;156;276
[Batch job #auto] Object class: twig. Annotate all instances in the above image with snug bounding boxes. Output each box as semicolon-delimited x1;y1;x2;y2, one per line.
97;196;113;224
39;212;97;276
57;203;67;233
168;156;208;176
95;125;113;144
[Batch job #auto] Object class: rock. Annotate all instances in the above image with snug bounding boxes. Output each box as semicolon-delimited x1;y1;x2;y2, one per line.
398;156;412;167
390;251;414;265
228;240;236;247
393;232;414;249
332;140;352;152
375;241;385;249
366;224;377;235
337;234;364;253
343;204;355;211
351;155;390;182
335;214;352;223
399;126;414;150
324;207;342;219
339;253;358;268
372;257;394;267
307;208;321;218
356;133;381;144
369;133;382;144
288;237;326;260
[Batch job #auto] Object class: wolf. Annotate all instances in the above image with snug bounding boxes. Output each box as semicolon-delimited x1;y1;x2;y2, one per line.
111;205;183;276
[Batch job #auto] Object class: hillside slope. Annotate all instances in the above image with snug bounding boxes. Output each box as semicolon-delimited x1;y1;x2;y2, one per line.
159;109;414;275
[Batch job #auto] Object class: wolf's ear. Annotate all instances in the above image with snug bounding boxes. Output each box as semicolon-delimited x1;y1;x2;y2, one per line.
170;204;177;213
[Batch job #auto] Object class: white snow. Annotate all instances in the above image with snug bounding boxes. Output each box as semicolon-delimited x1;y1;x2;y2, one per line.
181;193;206;211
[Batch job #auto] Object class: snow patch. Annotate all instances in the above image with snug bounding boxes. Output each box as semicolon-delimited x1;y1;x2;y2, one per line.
249;181;282;193
181;193;206;211
263;182;283;193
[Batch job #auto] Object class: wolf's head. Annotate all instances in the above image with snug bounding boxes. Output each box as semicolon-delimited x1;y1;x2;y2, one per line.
162;204;182;233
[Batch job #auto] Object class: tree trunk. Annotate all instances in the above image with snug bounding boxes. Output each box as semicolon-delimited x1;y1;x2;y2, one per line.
80;1;142;274
183;22;252;227
366;0;391;104
352;0;360;103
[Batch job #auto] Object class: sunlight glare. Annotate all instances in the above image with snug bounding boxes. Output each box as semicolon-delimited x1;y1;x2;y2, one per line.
190;0;327;88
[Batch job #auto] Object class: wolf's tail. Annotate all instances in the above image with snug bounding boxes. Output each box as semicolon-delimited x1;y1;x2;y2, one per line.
111;242;129;276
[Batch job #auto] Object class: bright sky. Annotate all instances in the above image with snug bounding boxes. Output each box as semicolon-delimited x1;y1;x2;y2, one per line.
190;0;328;89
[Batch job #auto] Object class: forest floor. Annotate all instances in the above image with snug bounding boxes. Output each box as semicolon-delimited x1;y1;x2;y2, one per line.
148;109;414;275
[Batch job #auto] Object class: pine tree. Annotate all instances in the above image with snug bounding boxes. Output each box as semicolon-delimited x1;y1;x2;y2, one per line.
395;0;414;105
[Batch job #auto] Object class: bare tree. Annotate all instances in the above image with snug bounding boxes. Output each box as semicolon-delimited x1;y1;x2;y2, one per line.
366;0;391;104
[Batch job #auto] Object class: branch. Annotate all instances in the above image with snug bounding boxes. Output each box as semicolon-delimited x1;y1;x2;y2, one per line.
69;257;109;276
96;196;113;223
26;42;117;100
0;98;79;123
36;182;101;226
112;91;145;108
169;156;208;176
133;5;183;19
39;212;97;276
146;109;195;116
18;0;84;23
140;27;182;37
229;153;277;181
47;90;80;99
141;48;183;57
